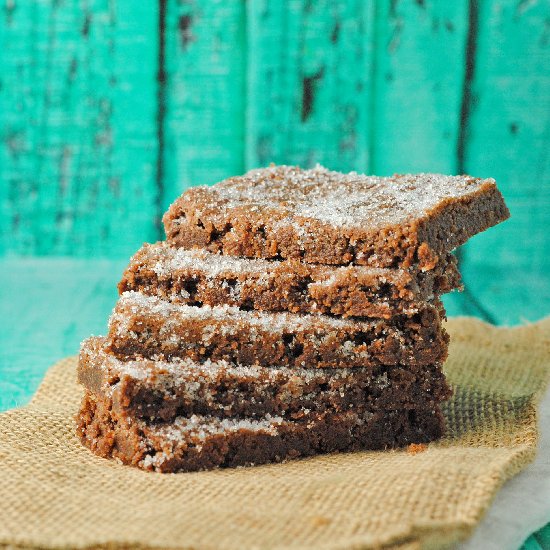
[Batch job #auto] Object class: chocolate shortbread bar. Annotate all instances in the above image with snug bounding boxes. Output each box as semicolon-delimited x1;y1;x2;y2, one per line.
163;165;509;269
119;242;462;318
79;337;452;421
107;292;449;368
78;391;446;473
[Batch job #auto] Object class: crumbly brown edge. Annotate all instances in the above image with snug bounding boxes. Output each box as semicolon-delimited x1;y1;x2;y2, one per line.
118;243;461;319
79;337;452;422
77;391;446;473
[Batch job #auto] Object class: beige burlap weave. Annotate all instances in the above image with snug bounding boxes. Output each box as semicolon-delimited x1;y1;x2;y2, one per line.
1;317;549;550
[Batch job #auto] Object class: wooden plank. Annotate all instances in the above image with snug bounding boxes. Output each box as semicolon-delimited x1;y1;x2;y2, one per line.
162;0;246;207
245;0;374;173
0;257;125;411
370;0;469;175
459;0;550;325
0;0;159;257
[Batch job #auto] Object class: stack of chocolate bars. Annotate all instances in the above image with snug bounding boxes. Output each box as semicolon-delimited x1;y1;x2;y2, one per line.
77;165;509;472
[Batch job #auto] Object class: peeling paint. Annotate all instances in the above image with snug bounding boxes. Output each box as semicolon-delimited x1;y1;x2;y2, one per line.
4;0;15;27
388;1;404;53
82;13;91;37
69;57;78;79
516;0;538;17
58;146;72;196
178;14;194;49
301;68;324;123
330;21;340;43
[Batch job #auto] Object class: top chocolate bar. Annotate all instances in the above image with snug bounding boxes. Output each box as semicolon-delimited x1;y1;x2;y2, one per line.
163;165;509;268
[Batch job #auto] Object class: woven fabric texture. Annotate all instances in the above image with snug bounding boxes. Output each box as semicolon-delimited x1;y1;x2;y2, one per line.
0;317;549;550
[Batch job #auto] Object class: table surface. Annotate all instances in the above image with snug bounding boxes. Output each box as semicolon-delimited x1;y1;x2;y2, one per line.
1;257;549;549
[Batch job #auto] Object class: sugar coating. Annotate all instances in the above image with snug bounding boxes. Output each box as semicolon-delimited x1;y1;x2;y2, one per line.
106;291;448;368
181;165;497;230
112;291;381;333
154;414;287;442
139;242;407;281
140;409;374;469
149;245;271;279
120;243;462;319
83;336;378;387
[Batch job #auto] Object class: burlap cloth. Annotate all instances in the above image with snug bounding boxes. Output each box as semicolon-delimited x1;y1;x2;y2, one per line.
1;317;549;550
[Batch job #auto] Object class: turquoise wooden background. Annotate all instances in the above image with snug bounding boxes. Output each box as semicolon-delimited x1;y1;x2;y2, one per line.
0;5;548;359
1;0;549;326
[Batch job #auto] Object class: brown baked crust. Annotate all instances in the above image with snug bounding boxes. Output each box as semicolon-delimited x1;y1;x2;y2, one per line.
79;337;452;422
163;165;509;269
77;391;446;473
107;292;449;368
118;242;462;319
